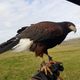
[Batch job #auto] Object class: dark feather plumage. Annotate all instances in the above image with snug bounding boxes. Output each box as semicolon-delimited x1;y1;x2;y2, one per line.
0;37;20;53
17;26;28;34
0;21;76;58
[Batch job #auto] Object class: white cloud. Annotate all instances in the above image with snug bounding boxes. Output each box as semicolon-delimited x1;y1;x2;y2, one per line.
0;0;80;43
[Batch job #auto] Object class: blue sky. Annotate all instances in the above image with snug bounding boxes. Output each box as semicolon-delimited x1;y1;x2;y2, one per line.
0;0;80;43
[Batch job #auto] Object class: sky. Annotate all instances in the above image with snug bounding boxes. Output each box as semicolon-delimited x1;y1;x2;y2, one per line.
0;0;80;43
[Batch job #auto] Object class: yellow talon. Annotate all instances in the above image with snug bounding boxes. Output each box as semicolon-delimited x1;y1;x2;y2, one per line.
44;67;47;75
40;61;53;75
47;67;53;75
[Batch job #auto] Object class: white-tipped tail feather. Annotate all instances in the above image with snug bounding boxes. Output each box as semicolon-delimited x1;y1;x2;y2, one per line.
12;38;33;52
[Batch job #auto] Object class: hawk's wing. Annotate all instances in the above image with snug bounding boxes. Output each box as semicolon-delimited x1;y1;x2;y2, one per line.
18;22;63;42
17;27;28;34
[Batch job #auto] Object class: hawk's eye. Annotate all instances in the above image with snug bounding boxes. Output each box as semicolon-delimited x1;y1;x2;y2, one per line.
68;23;71;27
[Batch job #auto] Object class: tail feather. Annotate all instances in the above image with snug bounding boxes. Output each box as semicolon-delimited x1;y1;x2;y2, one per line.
0;37;20;53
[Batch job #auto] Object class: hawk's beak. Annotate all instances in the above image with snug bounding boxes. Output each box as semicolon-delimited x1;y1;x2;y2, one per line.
73;27;77;33
69;25;77;33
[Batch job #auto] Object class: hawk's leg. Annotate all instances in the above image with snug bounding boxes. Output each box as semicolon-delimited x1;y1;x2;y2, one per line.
40;51;53;75
47;54;53;61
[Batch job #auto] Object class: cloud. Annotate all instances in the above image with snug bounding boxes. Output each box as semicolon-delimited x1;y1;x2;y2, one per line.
0;0;80;43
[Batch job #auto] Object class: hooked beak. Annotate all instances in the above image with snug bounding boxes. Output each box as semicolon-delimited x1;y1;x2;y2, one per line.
69;25;77;33
73;27;77;33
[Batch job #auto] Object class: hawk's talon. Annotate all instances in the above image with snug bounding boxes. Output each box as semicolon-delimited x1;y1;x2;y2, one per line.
40;61;53;75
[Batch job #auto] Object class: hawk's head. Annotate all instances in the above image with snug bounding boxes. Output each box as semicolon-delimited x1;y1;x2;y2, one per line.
63;22;77;33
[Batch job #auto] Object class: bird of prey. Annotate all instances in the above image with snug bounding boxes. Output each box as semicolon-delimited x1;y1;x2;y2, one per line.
0;21;76;74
